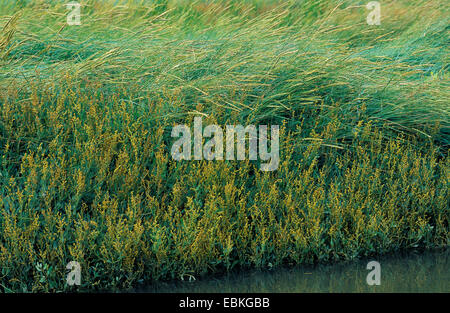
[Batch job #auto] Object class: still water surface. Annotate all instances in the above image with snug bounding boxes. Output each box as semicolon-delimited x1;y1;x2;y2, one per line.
140;249;449;293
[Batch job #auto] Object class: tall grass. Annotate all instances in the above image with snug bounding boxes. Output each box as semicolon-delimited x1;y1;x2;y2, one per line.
0;0;448;291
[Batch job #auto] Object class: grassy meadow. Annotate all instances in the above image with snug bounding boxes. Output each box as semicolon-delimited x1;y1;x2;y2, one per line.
0;0;448;292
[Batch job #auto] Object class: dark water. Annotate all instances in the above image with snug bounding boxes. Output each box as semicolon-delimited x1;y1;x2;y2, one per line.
139;249;449;293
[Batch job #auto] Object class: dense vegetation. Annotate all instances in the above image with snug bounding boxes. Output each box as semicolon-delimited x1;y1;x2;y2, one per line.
0;0;448;292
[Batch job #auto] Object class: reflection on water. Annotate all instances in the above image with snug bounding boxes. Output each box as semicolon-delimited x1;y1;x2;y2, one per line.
140;249;449;293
